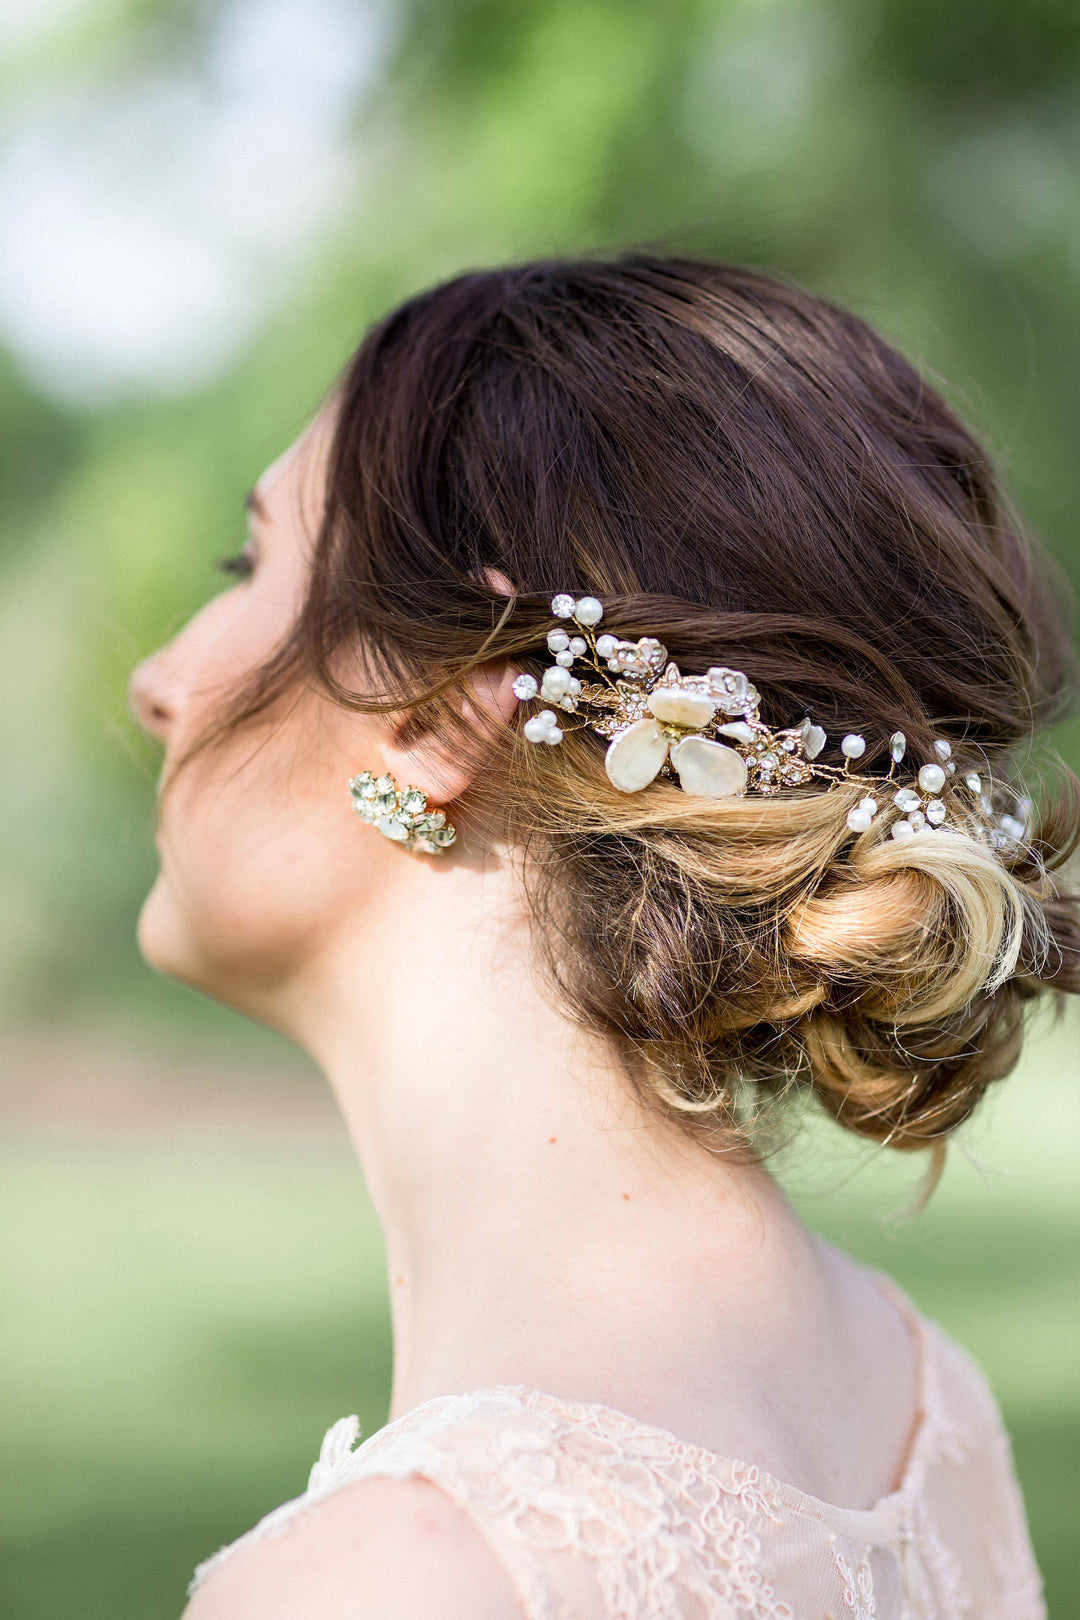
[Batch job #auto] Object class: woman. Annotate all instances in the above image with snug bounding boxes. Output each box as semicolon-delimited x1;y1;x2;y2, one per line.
131;257;1077;1619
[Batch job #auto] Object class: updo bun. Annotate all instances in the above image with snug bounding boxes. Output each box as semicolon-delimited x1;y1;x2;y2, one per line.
227;254;1080;1156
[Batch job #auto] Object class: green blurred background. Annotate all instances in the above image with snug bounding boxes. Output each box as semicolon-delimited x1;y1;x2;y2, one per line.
0;0;1077;1615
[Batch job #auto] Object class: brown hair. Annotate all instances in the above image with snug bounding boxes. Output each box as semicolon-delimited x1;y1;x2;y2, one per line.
227;256;1080;1154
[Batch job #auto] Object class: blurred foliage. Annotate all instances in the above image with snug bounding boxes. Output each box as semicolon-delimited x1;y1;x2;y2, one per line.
1;0;1079;1028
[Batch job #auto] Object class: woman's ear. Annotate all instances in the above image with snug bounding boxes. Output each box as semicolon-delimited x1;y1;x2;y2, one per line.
378;662;520;805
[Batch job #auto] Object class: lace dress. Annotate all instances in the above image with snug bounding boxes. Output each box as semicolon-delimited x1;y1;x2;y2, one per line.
189;1274;1044;1619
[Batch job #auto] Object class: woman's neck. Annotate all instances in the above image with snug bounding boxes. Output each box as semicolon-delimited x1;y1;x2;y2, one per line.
289;850;822;1428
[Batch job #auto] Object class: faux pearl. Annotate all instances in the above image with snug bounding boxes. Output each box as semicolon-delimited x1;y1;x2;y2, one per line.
841;734;866;759
554;650;574;668
541;665;572;698
547;628;570;652
523;716;551;743
846;807;873;833
891;820;915;840
907;810;926;829
596;634;617;659
551;594;575;618
859;796;878;814
574;596;603;626
544;727;564;745
918;762;946;794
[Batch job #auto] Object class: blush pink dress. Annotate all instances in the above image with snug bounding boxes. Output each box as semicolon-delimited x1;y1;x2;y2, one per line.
189;1274;1044;1618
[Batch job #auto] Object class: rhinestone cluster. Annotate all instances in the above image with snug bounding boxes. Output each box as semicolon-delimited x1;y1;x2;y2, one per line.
512;594;1031;851
348;772;457;854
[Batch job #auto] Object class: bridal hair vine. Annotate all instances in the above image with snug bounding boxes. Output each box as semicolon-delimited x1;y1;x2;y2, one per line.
512;594;1029;848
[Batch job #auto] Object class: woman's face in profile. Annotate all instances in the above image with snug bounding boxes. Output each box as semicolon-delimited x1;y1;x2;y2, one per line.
129;411;400;1024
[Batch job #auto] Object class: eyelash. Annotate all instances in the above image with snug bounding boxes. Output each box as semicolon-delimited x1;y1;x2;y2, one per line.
217;550;254;579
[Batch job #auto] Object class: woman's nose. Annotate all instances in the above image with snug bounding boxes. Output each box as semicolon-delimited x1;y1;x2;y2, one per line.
129;653;176;742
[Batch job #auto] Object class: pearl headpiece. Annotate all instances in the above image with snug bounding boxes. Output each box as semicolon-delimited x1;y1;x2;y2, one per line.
513;594;1028;848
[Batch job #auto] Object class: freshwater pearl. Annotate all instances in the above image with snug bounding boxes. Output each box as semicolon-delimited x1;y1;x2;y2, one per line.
716;720;756;744
918;762;946;794
604;717;669;793
574;596;604;626
801;723;827;760
669;735;748;798
647;687;717;728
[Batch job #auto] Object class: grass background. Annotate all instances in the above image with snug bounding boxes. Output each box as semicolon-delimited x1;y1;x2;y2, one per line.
1;1005;1076;1620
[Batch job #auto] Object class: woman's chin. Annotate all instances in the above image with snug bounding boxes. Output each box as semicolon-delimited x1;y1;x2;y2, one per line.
136;872;211;992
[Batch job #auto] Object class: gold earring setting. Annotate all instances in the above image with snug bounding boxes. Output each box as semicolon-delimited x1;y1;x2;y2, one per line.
348;771;457;854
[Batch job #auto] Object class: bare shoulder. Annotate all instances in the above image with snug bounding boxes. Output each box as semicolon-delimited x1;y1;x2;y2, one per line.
182;1476;524;1620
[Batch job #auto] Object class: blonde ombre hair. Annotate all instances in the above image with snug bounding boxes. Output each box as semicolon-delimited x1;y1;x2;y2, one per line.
215;256;1080;1156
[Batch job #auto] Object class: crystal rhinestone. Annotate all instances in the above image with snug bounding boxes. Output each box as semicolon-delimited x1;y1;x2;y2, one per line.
925;799;947;826
596;634;617;659
377;814;410;842
547;628;570;653
781;738;795;752
512;673;538;701
551;594;575;618
574;596;603;626
918;762;947;795
841;734;866;759
891;819;915;840
555;650;574;668
964;772;982;794
569;636;587;656
933;738;953;761
846;807;873;833
890;731;907;763
431;826;457;846
999;814;1026;841
946;761;956;774
400;787;427;814
893;787;921;812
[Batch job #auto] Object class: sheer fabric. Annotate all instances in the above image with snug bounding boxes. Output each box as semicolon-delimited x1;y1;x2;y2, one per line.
190;1275;1044;1618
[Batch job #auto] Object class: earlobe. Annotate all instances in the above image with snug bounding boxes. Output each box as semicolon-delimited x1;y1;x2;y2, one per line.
379;662;520;806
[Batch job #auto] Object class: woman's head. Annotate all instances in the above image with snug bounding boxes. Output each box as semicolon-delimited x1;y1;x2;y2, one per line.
132;255;1080;1149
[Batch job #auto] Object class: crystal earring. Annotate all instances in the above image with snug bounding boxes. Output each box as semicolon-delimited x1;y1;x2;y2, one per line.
348;771;457;854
